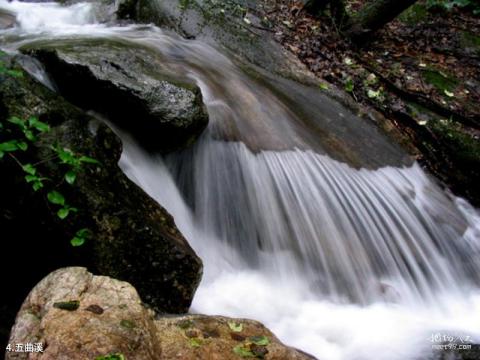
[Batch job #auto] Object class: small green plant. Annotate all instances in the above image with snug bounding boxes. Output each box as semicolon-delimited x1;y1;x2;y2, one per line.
0;116;50;158
249;336;269;346
23;163;49;191
1;112;99;246
52;144;100;185
233;345;255;357
95;354;125;360
47;190;78;219
344;77;355;92
426;0;480;15
228;321;243;332
71;228;90;247
232;336;270;358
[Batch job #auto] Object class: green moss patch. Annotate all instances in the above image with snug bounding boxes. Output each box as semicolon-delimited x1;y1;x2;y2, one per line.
421;68;458;93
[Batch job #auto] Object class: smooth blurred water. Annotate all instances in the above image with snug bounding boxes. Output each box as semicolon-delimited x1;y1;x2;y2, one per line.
1;1;480;359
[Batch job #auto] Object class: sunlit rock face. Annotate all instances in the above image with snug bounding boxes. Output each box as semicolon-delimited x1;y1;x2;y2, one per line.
7;267;314;360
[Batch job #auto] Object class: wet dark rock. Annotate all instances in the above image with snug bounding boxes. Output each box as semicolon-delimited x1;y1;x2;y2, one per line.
0;55;203;348
115;0;138;20
22;39;209;153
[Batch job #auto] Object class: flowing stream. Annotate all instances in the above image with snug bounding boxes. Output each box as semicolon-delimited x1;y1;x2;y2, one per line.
1;1;480;359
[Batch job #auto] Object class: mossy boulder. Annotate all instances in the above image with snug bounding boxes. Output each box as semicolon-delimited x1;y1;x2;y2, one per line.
0;54;203;348
22;38;209;153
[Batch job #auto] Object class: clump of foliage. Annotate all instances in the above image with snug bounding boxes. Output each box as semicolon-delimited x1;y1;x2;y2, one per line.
232;335;270;358
425;0;480;15
0;115;97;246
0;62;99;247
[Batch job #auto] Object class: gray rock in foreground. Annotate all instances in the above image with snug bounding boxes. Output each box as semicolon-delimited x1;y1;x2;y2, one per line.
7;267;316;360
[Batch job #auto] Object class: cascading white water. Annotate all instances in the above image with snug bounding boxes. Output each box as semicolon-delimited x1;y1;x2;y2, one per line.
2;1;480;359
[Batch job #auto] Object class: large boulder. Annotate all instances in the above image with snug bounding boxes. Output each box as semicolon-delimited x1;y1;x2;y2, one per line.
22;39;209;153
0;54;202;348
7;267;160;360
7;268;315;360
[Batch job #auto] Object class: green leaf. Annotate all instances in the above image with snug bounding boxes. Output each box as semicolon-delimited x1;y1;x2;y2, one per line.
8;116;25;128
233;345;255;357
0;140;18;152
28;117;50;132
47;191;65;206
54;146;76;165
57;208;70;219
24;130;37;142
22;163;36;175
70;236;85;247
76;228;90;237
16;141;28;151
70;228;90;246
228;321;243;332
0;151;5;159
345;78;354;92
32;181;44;191
25;174;38;183
189;338;202;347
319;83;329;90
65;170;77;185
79;156;100;165
249;336;269;346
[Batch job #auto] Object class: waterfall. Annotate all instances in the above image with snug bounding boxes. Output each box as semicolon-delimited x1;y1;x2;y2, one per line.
1;1;480;359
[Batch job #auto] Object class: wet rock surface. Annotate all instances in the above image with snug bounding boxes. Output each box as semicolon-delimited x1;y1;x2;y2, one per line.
122;0;311;82
22;39;209;153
